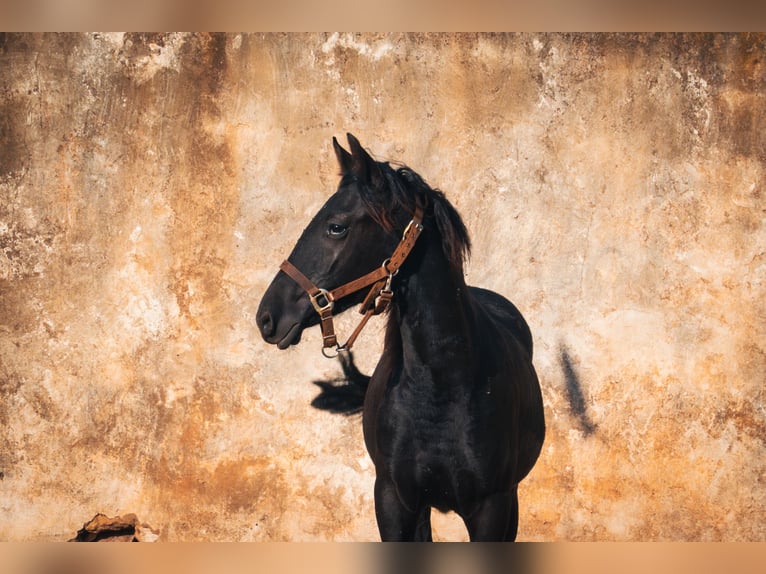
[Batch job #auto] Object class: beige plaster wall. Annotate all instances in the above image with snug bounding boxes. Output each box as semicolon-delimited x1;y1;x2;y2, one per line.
0;32;764;541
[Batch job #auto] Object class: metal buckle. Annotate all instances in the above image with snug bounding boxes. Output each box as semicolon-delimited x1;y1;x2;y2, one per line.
402;218;424;240
310;288;334;313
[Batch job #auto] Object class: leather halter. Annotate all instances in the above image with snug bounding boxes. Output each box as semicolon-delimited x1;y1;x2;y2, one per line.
280;207;424;357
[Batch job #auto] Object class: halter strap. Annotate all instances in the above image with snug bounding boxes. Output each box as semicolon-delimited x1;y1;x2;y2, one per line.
279;207;424;356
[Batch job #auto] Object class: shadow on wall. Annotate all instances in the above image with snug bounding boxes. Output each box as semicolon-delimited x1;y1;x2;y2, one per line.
559;344;597;437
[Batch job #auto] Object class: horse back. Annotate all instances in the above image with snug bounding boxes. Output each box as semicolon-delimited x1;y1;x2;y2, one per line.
468;286;534;358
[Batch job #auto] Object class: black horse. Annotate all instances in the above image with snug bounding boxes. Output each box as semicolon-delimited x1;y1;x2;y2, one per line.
257;134;545;541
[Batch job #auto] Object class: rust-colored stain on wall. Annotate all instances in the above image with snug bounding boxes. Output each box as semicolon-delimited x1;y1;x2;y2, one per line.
0;33;764;541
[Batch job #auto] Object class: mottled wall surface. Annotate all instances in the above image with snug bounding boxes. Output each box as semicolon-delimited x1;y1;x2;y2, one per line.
0;33;764;541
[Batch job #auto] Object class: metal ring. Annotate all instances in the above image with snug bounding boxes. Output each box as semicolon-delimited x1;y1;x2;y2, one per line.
381;258;399;277
321;346;339;359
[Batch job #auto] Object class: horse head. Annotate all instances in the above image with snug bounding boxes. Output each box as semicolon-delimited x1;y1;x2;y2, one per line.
256;134;406;350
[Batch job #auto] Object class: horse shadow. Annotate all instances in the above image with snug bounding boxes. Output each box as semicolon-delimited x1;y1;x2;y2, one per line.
558;344;597;436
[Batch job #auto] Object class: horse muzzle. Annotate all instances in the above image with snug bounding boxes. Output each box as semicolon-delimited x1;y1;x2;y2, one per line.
257;305;307;349
256;275;315;349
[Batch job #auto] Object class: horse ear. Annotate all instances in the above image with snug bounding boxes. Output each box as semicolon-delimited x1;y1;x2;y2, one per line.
333;136;354;175
346;133;384;188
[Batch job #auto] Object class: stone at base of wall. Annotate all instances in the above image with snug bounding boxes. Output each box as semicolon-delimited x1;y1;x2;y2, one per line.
70;513;160;542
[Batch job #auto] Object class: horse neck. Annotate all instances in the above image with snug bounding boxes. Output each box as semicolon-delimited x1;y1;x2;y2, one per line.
389;232;475;381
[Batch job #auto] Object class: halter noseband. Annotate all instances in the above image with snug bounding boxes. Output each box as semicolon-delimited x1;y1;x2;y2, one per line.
279;207;424;357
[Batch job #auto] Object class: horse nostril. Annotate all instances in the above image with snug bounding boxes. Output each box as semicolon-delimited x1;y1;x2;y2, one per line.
258;311;275;337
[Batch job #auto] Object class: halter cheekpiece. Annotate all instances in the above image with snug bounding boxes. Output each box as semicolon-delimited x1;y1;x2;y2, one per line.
280;207;424;357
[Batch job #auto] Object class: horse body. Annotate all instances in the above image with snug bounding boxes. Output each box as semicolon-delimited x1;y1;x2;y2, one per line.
364;230;544;540
257;134;544;541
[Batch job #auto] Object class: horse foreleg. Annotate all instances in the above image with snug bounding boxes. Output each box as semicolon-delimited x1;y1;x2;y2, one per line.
505;485;519;541
463;488;518;542
374;475;428;541
414;506;433;541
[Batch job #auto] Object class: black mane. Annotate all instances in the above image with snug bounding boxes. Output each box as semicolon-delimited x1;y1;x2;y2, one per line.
357;161;472;274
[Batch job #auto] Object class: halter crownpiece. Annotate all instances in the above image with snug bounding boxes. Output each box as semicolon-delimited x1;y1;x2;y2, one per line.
280;207;424;357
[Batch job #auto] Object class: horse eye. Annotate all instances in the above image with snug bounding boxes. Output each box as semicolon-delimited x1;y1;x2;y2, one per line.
327;223;349;239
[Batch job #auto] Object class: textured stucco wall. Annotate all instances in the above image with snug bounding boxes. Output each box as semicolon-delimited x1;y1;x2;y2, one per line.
0;33;764;541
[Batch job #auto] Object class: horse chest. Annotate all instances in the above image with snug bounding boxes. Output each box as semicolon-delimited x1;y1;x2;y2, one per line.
378;386;499;513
